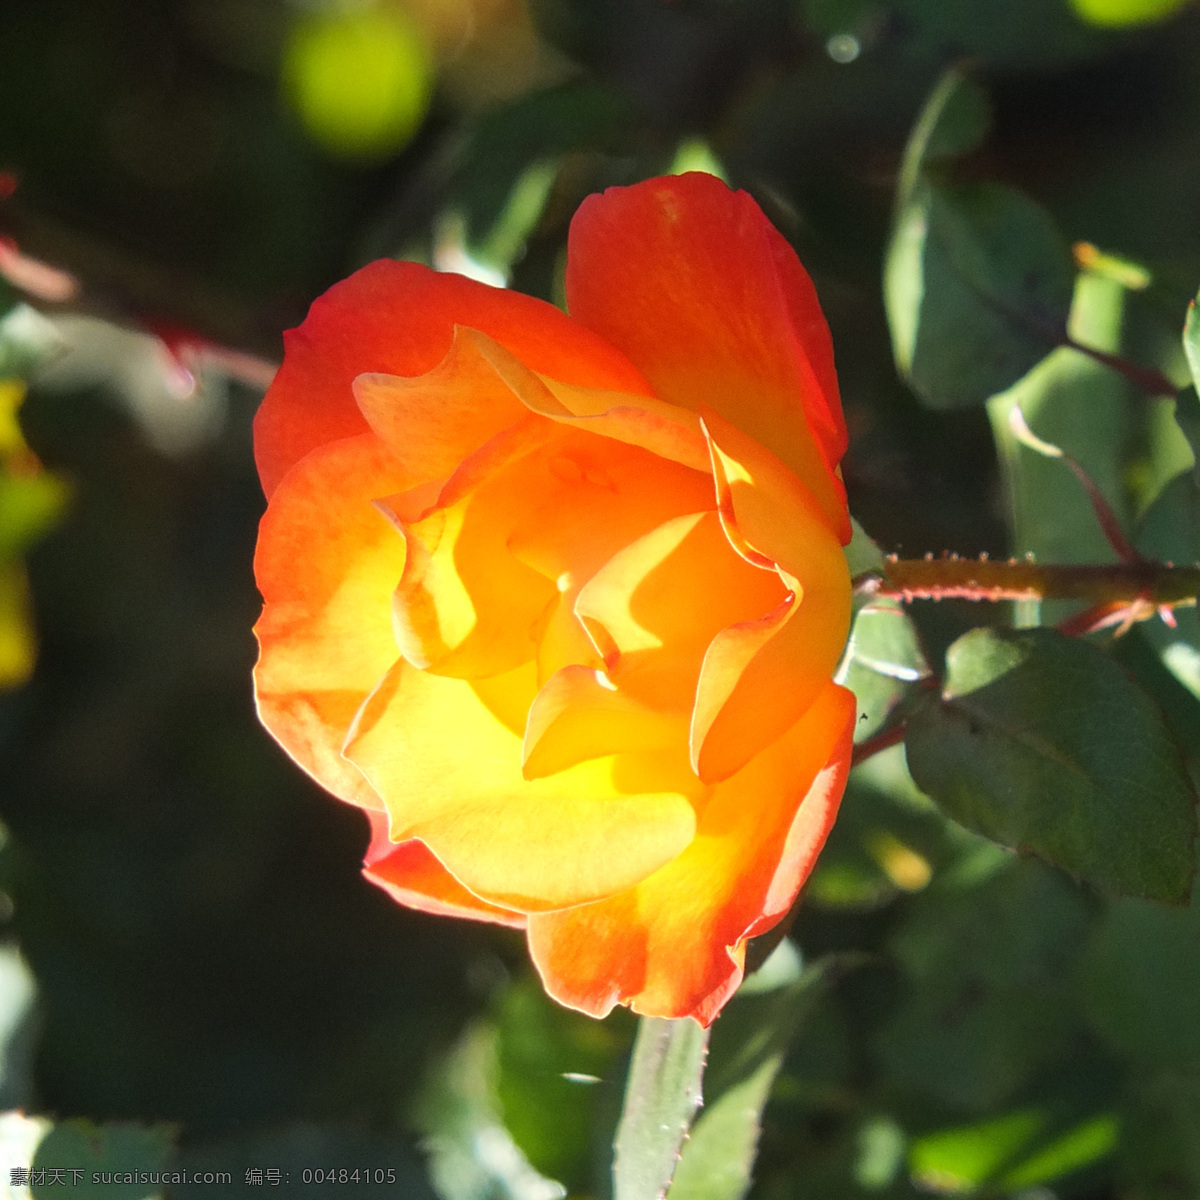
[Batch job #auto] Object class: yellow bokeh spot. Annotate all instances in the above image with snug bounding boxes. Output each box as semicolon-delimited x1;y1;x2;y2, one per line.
868;832;932;892
0;380;28;459
283;5;433;161
1068;0;1191;27
0;561;36;690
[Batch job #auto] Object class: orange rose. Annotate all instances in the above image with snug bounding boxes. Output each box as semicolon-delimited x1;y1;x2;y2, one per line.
252;172;855;1024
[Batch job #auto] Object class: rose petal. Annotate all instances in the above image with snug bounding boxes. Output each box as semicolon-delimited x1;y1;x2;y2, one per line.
467;329;711;472
527;681;855;1024
362;811;526;928
386;405;713;682
566;173;849;540
470;659;541;736
384;416;560;679
574;510;787;712
352;325;528;485
255;261;653;498
522;664;688;780
534;593;604;686
253;433;408;808
344;659;701;911
689;412;852;781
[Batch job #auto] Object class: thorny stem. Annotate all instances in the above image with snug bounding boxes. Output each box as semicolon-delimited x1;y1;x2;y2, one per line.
856;555;1200;608
848;554;1200;768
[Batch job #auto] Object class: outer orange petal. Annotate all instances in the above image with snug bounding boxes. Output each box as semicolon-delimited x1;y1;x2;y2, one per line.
352;325;529;484
690;412;852;781
254;261;654;498
527;681;856;1025
565;173;850;541
361;811;526;929
344;659;701;911
253;433;409;808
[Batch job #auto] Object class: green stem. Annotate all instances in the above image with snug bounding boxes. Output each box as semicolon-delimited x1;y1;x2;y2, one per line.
613;1017;710;1200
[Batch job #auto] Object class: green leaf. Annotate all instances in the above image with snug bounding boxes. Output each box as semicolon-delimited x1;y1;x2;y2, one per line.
1002;1113;1119;1189
455;83;630;245
988;271;1134;574
1084;888;1200;1068
0;942;37;1109
612;1017;709;1200
1171;387;1200;484
1134;471;1200;700
415;1020;565;1200
843;515;885;579
495;976;632;1193
838;598;930;743
669;946;837;1200
910;1108;1118;1193
895;67;991;206
32;1120;175;1200
879;857;1090;1109
905;626;1197;902
885;181;1074;409
1186;291;1200;396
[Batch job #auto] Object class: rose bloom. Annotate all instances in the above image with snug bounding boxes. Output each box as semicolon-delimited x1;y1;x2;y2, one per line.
252;172;855;1025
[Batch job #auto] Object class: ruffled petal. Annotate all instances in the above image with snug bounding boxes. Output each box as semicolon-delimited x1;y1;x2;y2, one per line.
253;433;409;808
352;325;528;485
574;511;787;713
565;173;850;539
385;401;713;682
362;811;526;928
467;329;711;472
689;412;852;782
384;416;560;679
255;260;654;498
526;681;855;1024
344;659;701;911
522;664;688;780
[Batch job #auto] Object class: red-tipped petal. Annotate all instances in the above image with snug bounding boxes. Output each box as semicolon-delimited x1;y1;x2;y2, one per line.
362;811;526;928
527;682;856;1024
255;261;653;497
253;433;409;808
689;412;852;781
566;173;848;535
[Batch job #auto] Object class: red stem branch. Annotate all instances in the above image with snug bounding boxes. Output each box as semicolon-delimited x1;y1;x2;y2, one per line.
859;556;1200;607
1062;336;1179;398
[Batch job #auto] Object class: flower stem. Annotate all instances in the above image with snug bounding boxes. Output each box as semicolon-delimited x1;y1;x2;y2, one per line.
857;556;1200;609
613;1017;710;1200
851;721;909;768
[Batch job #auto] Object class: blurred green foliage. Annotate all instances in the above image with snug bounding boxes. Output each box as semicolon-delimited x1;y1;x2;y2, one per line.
2;0;1200;1197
